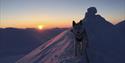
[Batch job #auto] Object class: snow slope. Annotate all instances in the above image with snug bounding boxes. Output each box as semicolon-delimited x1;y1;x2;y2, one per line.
16;30;81;63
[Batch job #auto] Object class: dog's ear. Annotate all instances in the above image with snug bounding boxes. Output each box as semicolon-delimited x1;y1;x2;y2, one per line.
73;21;76;27
79;20;83;25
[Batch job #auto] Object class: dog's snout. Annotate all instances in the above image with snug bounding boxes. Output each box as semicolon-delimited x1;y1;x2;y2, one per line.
77;31;80;33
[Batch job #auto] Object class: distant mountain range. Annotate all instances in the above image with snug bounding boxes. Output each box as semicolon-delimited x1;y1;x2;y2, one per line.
0;28;68;57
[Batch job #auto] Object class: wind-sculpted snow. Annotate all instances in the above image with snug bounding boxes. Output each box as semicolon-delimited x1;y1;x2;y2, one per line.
16;30;81;63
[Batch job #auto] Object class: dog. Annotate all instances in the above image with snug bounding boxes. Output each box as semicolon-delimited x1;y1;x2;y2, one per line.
71;20;88;57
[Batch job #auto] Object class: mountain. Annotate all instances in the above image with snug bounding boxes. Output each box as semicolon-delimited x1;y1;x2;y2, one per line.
16;19;125;63
0;28;67;63
1;20;124;63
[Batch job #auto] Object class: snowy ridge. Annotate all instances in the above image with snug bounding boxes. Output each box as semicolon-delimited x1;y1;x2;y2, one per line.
16;30;81;63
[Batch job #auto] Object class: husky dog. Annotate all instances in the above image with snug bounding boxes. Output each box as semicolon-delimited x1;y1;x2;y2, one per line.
71;20;88;57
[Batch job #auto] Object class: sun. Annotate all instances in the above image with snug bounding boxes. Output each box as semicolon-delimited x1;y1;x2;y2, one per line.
37;25;43;30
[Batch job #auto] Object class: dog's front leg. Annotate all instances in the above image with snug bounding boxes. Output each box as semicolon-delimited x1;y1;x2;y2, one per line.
75;41;78;56
80;42;83;56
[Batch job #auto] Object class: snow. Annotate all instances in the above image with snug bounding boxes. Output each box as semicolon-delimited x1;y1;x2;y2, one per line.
0;55;24;63
16;19;125;63
16;30;81;63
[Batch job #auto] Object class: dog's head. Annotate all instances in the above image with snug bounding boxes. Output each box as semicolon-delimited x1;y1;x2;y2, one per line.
71;20;84;41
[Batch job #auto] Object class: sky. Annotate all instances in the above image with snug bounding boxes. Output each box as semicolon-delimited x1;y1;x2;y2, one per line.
0;0;125;29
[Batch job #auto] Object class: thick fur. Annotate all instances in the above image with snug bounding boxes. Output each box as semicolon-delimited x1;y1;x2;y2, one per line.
71;20;88;57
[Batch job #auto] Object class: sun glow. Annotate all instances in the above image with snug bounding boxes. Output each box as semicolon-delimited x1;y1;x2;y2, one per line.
38;25;44;30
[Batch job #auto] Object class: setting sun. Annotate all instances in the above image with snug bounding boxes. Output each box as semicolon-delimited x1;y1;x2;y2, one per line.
38;25;43;30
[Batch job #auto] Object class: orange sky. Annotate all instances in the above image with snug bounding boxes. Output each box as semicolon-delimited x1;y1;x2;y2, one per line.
0;0;125;29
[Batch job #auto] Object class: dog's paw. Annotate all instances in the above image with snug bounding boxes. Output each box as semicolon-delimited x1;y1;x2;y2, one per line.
70;29;73;32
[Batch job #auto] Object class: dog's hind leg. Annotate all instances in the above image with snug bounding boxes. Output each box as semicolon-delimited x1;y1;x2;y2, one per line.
75;42;78;56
